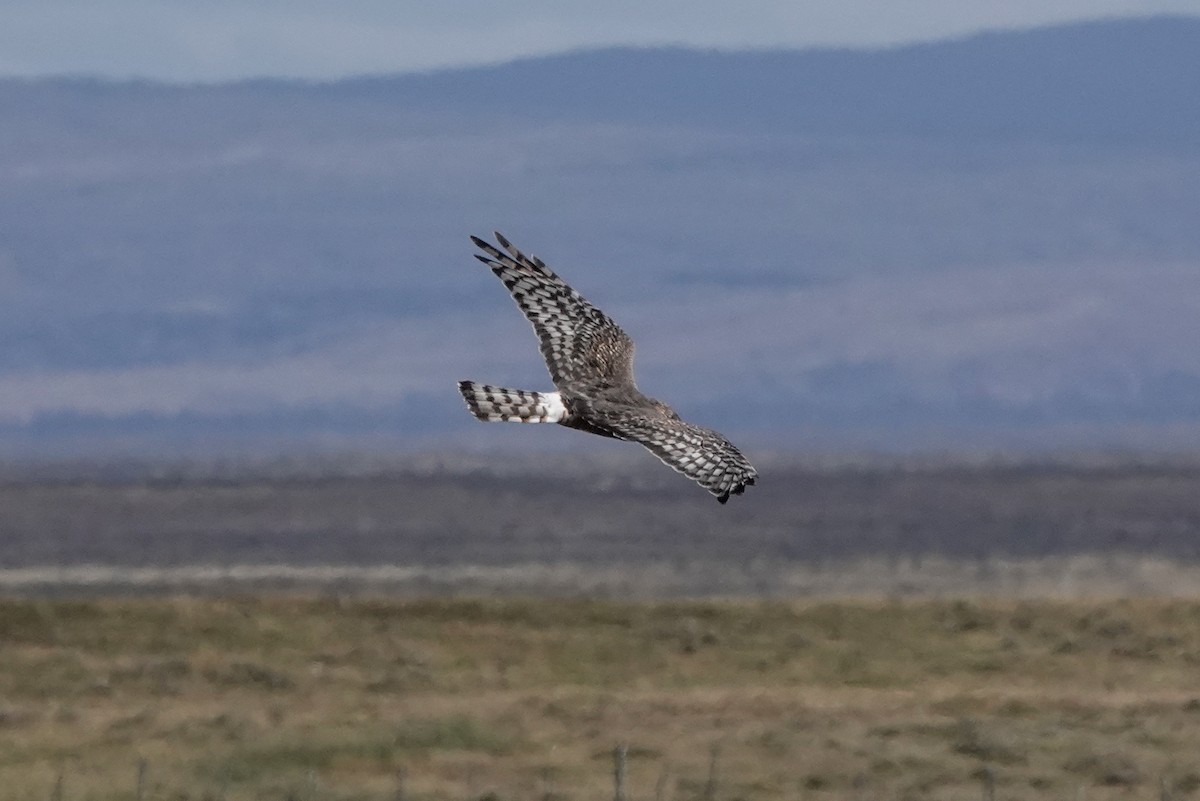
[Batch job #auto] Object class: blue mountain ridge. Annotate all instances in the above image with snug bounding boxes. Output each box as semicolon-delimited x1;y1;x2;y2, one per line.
0;16;1198;456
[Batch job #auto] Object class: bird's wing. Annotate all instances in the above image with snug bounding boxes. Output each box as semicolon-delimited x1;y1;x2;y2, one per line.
602;411;758;503
471;232;635;393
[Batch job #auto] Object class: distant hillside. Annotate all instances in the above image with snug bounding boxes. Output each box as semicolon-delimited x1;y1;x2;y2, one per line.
6;16;1198;147
341;15;1200;149
0;16;1199;456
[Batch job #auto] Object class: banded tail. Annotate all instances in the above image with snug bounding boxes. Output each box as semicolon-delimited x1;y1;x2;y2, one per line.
457;381;568;423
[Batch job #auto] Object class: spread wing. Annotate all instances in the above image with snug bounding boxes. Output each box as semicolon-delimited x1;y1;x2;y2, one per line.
471;233;635;394
603;411;759;503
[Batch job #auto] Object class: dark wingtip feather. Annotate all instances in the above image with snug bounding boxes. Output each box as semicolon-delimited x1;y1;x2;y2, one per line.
471;235;507;262
494;231;527;263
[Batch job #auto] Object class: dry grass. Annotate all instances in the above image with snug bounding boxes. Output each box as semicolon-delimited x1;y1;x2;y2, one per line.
7;554;1200;598
3;596;1200;800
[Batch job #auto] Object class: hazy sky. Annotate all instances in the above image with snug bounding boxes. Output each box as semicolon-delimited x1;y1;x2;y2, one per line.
2;1;1197;82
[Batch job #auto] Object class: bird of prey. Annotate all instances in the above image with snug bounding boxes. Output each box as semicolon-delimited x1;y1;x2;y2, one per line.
457;233;757;503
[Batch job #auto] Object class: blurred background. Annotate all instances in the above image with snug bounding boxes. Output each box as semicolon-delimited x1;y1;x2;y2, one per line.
6;6;1200;799
2;2;1200;595
0;4;1198;461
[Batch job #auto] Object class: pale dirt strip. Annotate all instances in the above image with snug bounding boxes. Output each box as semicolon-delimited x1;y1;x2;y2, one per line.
3;555;1200;598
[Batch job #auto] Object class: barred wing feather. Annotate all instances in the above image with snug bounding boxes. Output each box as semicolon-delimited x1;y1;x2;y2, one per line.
604;412;758;503
470;233;635;394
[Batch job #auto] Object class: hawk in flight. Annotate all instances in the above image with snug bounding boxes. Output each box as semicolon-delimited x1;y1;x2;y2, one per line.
458;233;757;503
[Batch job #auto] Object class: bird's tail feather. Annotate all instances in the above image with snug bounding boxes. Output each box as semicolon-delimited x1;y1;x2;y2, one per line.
457;381;567;423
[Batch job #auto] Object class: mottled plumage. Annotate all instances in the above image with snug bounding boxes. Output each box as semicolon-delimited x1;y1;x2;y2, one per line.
458;232;757;503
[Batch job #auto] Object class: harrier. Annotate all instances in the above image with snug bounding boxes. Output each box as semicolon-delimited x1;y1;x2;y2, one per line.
457;233;757;503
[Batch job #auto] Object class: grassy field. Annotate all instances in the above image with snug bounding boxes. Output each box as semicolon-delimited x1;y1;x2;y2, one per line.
4;597;1200;801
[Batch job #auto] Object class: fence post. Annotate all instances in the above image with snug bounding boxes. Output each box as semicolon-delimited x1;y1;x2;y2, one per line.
539;766;556;801
136;759;147;801
980;766;994;801
394;766;407;801
613;744;628;801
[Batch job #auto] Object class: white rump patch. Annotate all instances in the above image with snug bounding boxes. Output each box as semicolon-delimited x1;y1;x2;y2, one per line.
541;391;567;422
